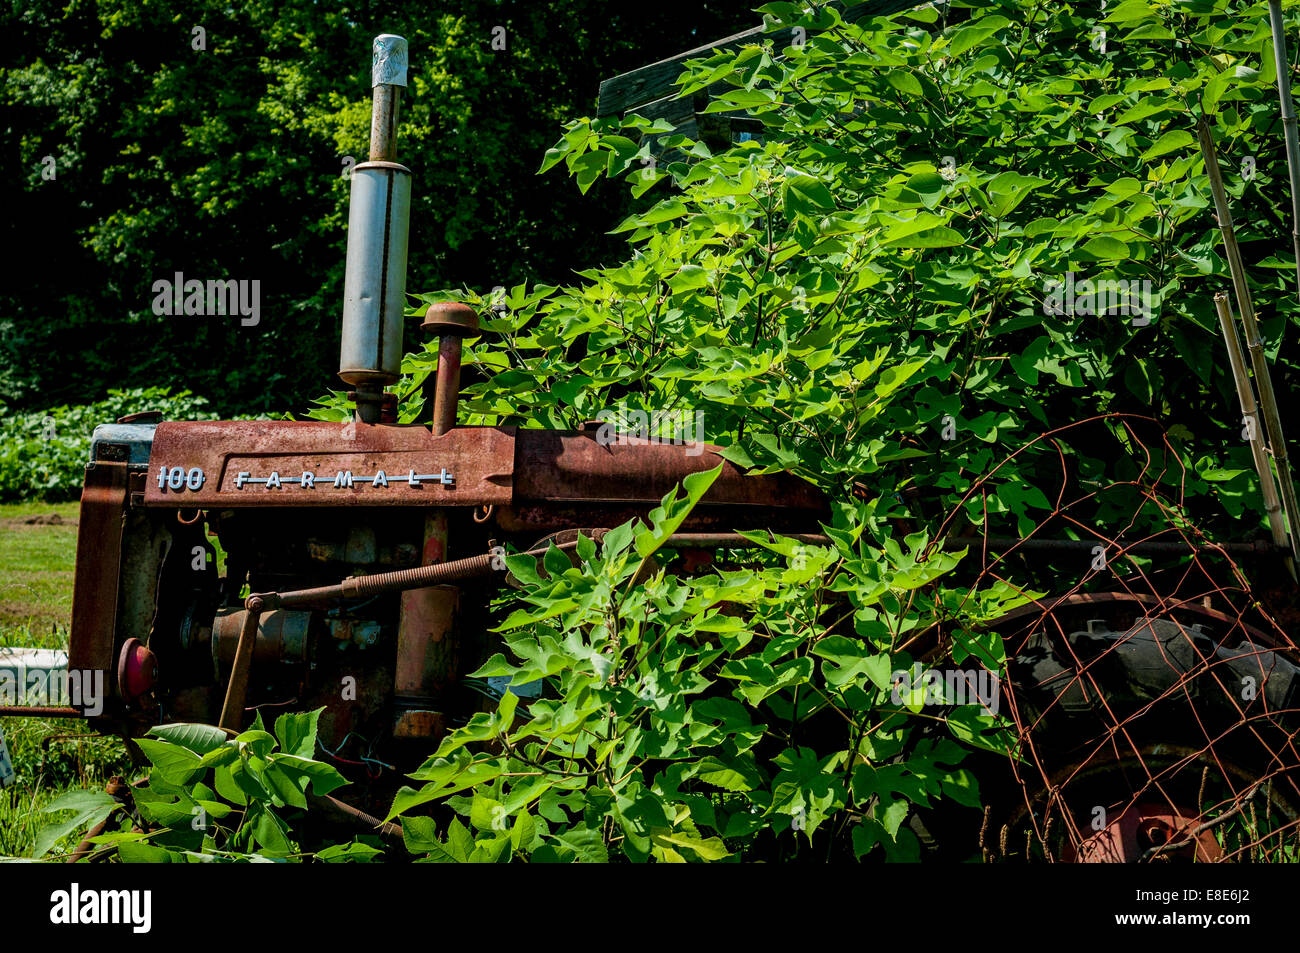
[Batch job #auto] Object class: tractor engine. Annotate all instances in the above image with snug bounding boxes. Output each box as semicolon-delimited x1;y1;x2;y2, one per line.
60;34;829;768
72;418;826;757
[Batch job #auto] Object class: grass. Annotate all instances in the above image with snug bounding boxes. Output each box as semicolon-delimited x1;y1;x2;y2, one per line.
0;501;79;636
0;717;133;858
0;501;132;860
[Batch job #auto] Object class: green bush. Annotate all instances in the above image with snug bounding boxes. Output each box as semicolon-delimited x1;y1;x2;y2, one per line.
43;0;1300;862
367;0;1300;861
0;387;219;502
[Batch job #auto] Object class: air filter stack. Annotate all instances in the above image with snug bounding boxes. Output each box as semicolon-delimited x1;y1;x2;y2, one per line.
339;34;412;422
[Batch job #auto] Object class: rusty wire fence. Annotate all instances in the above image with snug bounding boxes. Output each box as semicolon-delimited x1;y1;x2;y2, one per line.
931;413;1300;862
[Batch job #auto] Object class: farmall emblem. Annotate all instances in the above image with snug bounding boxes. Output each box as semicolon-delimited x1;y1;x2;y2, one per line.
232;468;454;489
154;465;454;492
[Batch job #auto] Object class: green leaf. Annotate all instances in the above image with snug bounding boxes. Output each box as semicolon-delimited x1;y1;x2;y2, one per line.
886;71;923;98
234;729;277;759
811;636;892;690
135;739;204;785
1141;130;1195;162
315;841;384;863
552;826;609;863
262;764;309;810
118;842;184;863
214;764;248;806
36;791;119;857
250;804;293;854
651;830;731;861
883;226;964;248
694;755;763;792
268;754;348;796
947;15;1012;56
274;708;323;759
985;172;1051;219
611;199;688;232
402;815;459;861
1080;235;1131;260
572;151;607;194
784;175;836;216
633;464;724;560
147;723;229;756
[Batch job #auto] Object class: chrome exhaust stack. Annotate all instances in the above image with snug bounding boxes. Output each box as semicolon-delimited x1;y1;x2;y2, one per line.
339;34;412;423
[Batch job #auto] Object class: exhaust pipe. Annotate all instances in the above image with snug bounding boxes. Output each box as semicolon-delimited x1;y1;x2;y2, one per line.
339;34;412;423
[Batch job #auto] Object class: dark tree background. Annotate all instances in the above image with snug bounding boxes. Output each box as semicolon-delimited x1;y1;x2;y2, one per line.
1;0;755;414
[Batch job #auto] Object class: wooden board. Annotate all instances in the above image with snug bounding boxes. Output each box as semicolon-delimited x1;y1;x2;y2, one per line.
597;0;935;118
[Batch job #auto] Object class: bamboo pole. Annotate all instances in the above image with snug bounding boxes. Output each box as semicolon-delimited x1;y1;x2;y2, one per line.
1214;292;1294;577
1267;0;1300;300
1198;118;1300;567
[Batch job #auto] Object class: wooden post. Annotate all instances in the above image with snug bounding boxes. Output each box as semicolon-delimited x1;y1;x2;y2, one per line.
1198;118;1300;567
1267;0;1300;300
1214;293;1294;578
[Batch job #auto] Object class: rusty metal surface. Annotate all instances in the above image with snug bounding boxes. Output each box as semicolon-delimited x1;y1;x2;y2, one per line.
368;87;403;162
392;709;445;739
431;336;464;436
987;590;1277;642
512;431;822;508
144;422;830;525
500;431;830;533
309;792;404;845
395;584;459;697
421;301;479;337
117;509;173;648
248;526;855;624
218;598;263;731
1066;802;1225;863
423;305;480;435
0;706;87;719
144;421;516;507
396;512;461;697
213;609;311;665
69;461;129;674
